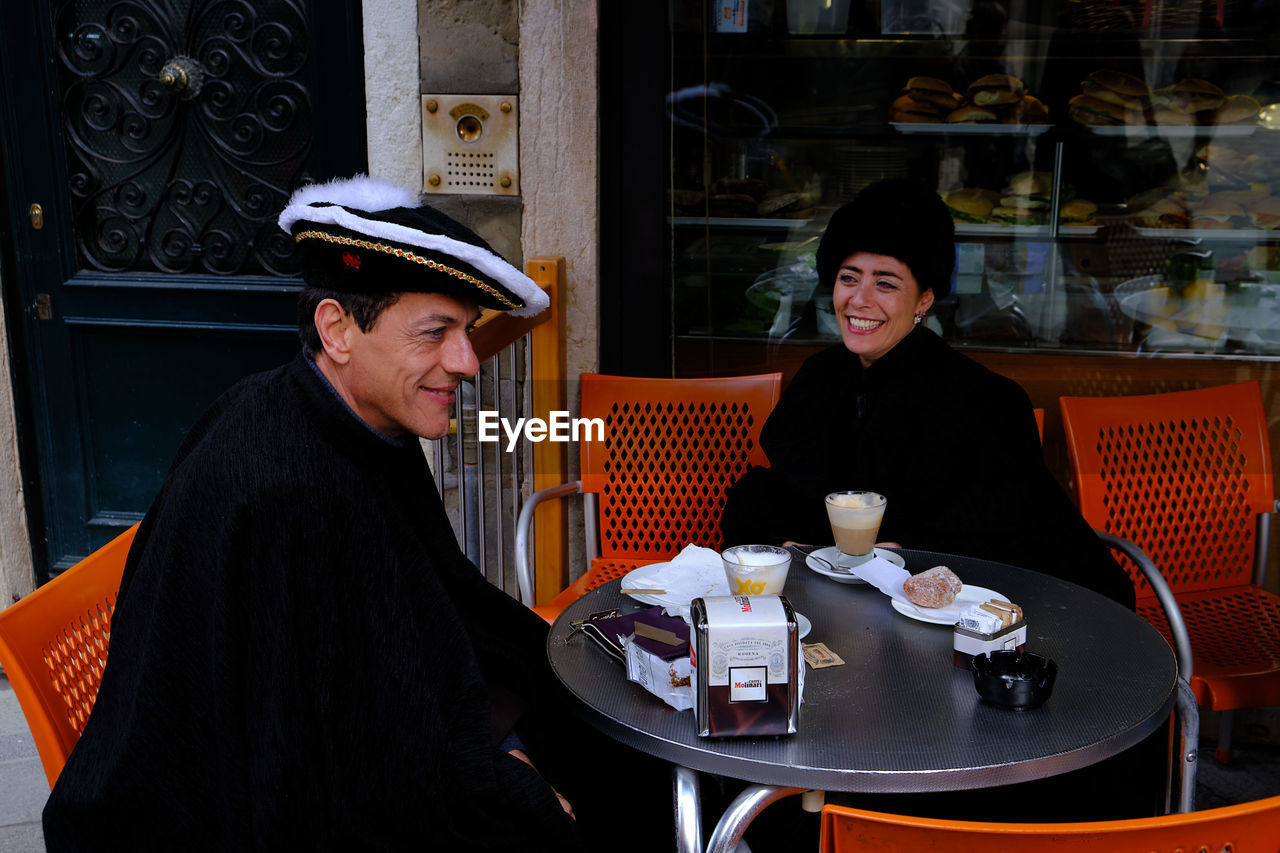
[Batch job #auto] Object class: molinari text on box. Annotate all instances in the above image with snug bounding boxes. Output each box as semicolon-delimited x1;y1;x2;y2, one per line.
476;411;605;451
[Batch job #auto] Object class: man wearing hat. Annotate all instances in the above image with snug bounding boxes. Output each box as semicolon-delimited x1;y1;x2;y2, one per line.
43;177;619;850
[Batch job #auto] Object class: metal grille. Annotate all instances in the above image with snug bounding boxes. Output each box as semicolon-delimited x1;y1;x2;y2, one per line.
435;335;530;597
444;151;497;190
54;0;311;275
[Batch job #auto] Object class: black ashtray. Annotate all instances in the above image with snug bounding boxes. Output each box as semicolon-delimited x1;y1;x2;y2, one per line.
971;650;1058;710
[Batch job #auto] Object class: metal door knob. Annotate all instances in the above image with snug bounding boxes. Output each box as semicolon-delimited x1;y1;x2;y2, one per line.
158;56;205;100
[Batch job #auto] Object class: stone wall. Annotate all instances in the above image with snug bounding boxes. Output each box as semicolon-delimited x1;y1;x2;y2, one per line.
399;0;600;583
0;266;32;605
517;0;599;581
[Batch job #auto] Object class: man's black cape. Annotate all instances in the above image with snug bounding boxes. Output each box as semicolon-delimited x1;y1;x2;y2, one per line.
44;354;594;850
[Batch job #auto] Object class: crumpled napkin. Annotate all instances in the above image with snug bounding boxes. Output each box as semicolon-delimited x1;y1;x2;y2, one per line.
848;556;913;605
633;543;728;622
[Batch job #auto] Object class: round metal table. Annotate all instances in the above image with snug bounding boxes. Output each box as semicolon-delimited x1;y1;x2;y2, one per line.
547;549;1179;850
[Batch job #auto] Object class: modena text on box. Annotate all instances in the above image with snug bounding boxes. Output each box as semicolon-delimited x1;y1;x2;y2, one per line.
476;411;605;451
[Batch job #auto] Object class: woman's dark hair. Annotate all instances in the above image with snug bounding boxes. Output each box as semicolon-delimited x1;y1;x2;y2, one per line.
297;287;400;355
815;178;956;298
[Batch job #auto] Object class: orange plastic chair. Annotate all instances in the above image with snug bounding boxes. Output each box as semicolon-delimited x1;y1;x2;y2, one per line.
819;795;1280;852
1060;381;1280;762
515;373;781;622
0;523;138;787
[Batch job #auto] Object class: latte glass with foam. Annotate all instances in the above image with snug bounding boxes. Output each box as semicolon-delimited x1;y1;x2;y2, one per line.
824;491;887;566
721;544;792;595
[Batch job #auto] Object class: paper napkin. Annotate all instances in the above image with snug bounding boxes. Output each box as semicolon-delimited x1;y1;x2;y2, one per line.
631;544;728;620
849;556;912;605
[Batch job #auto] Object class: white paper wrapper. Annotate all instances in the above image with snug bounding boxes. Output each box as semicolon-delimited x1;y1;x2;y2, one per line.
958;604;1003;633
850;556;913;604
623;636;695;711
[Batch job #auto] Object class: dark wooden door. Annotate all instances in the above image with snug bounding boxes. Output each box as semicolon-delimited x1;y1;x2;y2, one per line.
0;0;366;579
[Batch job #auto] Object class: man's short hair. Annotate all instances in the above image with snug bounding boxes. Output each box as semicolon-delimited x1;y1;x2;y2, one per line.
297;286;400;356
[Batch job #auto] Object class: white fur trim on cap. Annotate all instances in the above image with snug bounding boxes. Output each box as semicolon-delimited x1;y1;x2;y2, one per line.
278;175;548;317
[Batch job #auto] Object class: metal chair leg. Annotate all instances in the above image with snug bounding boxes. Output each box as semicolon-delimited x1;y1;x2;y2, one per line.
1175;677;1200;814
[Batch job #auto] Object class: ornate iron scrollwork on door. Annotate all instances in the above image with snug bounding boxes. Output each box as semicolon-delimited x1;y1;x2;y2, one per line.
54;0;313;276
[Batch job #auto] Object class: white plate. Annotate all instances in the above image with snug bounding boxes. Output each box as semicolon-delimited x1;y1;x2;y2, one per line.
796;613;811;639
806;546;906;584
890;584;1006;625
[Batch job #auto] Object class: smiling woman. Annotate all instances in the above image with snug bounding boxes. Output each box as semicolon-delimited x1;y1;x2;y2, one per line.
720;179;1136;608
832;253;933;367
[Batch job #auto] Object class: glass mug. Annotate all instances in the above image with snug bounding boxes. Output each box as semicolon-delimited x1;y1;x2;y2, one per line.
721;544;791;595
824;491;887;568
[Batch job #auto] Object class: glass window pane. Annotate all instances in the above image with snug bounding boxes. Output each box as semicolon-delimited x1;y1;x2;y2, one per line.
668;1;1280;366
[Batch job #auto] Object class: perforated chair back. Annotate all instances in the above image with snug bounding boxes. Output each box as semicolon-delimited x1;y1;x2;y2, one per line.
1060;381;1280;714
1059;381;1273;598
0;523;138;787
819;796;1280;852
578;373;781;563
518;373;783;622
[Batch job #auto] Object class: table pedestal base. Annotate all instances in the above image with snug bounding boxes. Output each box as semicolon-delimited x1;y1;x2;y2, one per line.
675;766;806;853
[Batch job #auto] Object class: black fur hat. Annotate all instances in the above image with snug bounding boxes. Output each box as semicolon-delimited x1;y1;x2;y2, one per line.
815;179;956;299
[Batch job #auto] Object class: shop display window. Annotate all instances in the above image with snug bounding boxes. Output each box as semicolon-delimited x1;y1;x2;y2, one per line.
667;0;1280;372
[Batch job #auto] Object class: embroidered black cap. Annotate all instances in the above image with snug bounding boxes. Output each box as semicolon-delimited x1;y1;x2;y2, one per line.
278;175;548;316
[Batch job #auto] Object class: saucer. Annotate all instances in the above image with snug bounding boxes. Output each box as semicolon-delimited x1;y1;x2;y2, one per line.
806;546;905;584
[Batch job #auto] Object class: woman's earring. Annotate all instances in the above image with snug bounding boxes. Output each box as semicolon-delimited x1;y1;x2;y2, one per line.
913;313;924;326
